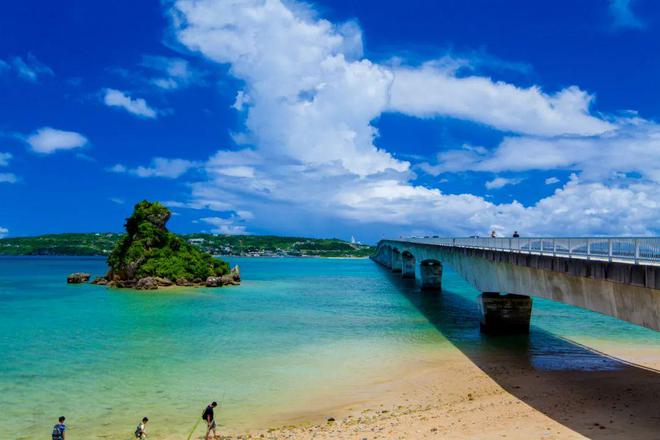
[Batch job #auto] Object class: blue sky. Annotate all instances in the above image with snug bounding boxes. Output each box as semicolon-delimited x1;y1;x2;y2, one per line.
1;0;659;242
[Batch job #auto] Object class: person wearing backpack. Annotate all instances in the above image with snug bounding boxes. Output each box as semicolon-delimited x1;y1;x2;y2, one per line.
135;416;149;438
202;401;218;440
52;416;66;440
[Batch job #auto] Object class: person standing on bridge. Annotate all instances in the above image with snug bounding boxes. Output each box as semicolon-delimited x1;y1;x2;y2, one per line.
490;230;497;238
512;231;520;238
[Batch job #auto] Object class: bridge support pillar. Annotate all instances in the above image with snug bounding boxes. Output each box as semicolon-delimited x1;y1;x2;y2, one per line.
420;260;442;291
391;250;402;273
374;247;392;268
401;252;415;278
478;292;532;334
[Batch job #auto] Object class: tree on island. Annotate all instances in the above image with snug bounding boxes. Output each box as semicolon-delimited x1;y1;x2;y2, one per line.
91;200;239;289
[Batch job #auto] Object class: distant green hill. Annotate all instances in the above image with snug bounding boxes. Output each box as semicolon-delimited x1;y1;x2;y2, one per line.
0;232;373;258
0;233;122;256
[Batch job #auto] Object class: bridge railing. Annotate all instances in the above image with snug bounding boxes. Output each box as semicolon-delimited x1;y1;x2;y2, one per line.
401;237;660;264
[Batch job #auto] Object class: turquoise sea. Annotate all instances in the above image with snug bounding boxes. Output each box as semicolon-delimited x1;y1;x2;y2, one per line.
1;256;658;439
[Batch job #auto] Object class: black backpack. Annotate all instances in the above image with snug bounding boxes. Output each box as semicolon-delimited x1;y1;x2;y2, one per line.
52;425;64;440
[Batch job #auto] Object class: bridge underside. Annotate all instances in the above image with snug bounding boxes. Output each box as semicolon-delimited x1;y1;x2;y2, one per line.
373;241;660;332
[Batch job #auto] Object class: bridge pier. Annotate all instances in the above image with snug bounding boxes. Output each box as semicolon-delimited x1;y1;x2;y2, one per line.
478;292;532;334
379;246;391;268
420;260;442;291
391;249;402;273
401;251;415;279
372;246;392;269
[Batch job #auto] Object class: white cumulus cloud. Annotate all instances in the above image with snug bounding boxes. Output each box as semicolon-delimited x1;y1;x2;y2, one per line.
173;0;406;177
0;173;17;183
0;152;11;167
0;152;17;183
110;157;198;179
26;127;88;154
141;55;205;90
423;118;660;183
389;64;613;136
103;89;158;119
108;164;127;173
0;226;8;238
10;54;54;82
609;0;644;29
201;216;248;235
485;177;524;190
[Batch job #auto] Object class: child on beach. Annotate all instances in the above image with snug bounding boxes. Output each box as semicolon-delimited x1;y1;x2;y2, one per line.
135;417;149;438
52;416;66;440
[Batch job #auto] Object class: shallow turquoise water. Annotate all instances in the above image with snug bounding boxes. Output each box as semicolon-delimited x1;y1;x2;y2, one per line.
0;256;658;439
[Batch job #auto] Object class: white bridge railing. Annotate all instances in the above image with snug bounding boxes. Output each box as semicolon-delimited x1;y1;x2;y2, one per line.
400;237;660;264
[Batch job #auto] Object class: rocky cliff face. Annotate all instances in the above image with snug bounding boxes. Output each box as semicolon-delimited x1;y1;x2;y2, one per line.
90;200;239;290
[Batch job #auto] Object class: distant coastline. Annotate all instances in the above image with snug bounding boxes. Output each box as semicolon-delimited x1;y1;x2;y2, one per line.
0;233;374;258
214;255;370;259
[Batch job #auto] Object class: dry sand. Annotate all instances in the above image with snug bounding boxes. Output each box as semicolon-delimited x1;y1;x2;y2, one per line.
214;342;660;440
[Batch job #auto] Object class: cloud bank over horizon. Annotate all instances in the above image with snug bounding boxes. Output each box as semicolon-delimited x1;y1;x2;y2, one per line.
148;0;660;238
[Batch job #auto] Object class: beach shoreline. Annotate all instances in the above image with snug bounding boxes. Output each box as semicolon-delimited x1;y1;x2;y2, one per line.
209;344;660;440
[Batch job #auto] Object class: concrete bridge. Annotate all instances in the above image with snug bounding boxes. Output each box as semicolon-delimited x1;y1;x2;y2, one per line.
372;237;660;333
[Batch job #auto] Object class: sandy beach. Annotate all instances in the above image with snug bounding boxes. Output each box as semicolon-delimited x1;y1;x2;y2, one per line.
214;342;660;440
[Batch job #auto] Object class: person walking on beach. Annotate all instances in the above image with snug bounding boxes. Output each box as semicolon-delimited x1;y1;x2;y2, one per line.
203;401;218;440
52;416;66;440
135;417;149;438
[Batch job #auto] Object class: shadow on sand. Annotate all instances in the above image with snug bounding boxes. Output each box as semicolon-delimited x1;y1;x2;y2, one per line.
378;265;660;439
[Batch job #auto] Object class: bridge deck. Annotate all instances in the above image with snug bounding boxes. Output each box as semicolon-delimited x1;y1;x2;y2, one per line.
395;237;660;267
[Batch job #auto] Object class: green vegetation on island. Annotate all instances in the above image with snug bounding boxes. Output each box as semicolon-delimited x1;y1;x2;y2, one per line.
106;201;230;283
83;201;238;289
0;229;373;258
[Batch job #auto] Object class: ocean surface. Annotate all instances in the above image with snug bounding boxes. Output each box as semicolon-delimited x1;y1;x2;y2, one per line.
1;256;658;439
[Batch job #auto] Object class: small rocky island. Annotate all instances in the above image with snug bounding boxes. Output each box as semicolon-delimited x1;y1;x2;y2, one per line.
67;272;91;284
77;200;239;290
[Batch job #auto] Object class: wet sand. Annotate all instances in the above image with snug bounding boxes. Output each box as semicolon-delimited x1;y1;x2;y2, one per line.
212;343;660;440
